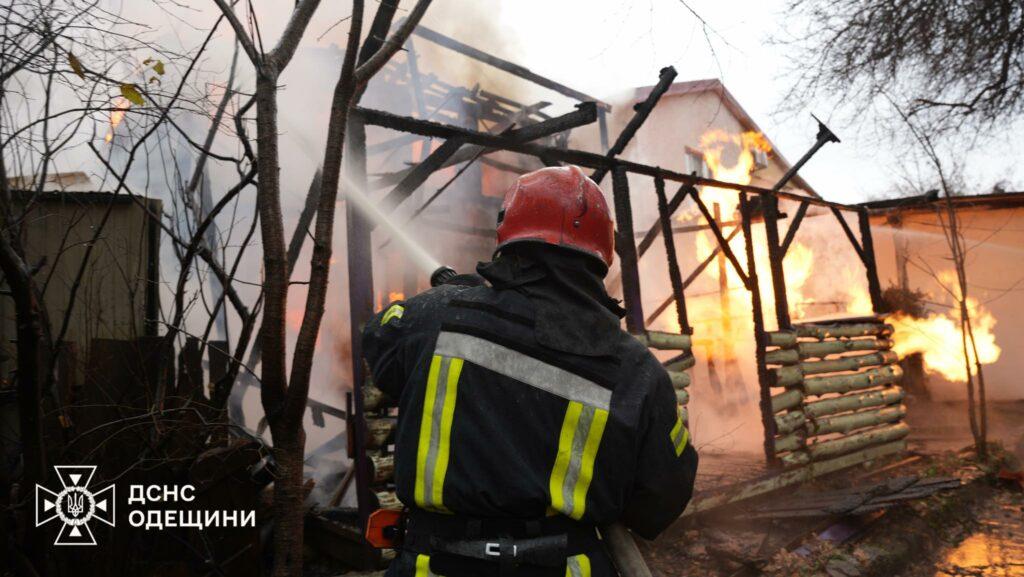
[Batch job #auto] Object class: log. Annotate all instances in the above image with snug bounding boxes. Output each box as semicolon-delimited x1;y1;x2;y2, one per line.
774;432;804;453
363;384;394;411
771;388;804;413
366;417;397;449
803;365;903;396
675;388;689;405
370;453;395;484
800;350;899;376
803;386;904;418
798;338;893;359
663;353;696;372
375;490;402;510
806;404;906;436
765;330;797;348
765;348;800;366
635;330;691;350
769;366;803;388
779;450;810;467
806;423;910;461
775;410;806;435
668;370;690;389
795;323;894;340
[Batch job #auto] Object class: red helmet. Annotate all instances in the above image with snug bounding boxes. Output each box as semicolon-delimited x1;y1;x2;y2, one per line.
496;165;615;267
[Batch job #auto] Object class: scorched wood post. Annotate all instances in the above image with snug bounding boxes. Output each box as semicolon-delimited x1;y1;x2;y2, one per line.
612;165;645;334
344;111;376;530
740;193;778;468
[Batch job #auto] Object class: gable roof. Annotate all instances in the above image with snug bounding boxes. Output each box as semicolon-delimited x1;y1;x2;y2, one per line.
634;78;820;198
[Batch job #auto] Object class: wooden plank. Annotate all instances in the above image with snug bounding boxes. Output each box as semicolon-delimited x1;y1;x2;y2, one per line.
684;440;908;515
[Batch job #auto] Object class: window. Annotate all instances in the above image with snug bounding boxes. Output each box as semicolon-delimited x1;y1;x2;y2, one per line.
685;150;710;178
752;149;769;171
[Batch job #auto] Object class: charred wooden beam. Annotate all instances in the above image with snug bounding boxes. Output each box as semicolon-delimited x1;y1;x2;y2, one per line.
830;206;866;261
373;102;595;190
858;207;885;313
780;200;810;255
637;183;692;256
591;66;677;183
742;193;778;467
692;190;751;288
412;24;612;110
656;179;691;331
381;136;466;210
344;114;375;525
356;106;865;210
763;194;792;329
613;166;645;334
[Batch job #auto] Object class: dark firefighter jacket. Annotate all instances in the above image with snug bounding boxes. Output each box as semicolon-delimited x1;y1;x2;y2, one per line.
362;246;698;577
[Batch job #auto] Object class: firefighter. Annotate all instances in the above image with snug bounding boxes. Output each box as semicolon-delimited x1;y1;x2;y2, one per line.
362;165;698;577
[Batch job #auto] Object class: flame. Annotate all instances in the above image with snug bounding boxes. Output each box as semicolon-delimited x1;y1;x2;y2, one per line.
104;97;130;143
884;273;1001;382
376;291;406;312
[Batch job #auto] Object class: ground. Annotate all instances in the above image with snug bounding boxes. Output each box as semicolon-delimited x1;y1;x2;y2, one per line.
639;401;1024;577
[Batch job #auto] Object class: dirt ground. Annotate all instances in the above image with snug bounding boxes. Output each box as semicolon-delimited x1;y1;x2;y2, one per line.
639;401;1024;577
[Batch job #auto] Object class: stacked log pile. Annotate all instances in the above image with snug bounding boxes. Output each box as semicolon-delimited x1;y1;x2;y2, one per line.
361;380;402;515
765;320;908;469
635;330;694;425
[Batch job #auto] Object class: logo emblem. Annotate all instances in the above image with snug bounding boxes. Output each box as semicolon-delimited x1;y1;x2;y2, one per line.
36;466;115;546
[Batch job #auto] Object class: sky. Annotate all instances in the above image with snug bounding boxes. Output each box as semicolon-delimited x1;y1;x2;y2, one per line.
411;0;1024;204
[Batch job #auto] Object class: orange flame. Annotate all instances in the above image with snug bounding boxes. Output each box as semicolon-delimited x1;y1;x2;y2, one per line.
883;273;1001;382
104;97;130;143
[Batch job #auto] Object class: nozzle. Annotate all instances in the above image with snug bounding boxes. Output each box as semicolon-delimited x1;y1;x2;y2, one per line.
430;266;457;287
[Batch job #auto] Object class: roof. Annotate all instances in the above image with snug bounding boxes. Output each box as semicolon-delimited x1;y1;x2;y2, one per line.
633;78;820;198
861;190;1024;214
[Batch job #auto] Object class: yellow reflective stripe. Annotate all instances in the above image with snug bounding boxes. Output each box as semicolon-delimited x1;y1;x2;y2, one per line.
382;303;404;325
570;408;608;520
415;355;443;508
550;402;608;520
415;554;435;577
549;401;583;514
670;414;689;457
432;358;463;508
566;554;591;577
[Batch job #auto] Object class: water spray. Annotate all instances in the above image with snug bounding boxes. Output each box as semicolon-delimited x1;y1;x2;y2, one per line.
340;173;457;288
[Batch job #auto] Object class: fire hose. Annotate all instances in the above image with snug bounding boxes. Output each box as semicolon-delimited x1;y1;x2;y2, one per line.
428;266;653;577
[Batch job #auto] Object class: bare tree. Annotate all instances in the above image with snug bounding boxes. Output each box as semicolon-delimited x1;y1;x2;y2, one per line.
889;102;990;460
781;0;1024;135
210;1;433;574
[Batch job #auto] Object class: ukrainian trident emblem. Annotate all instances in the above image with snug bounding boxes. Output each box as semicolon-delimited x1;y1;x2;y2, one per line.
35;466;115;545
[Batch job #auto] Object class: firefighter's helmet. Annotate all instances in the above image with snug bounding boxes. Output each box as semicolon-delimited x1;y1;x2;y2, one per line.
495;166;615;267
